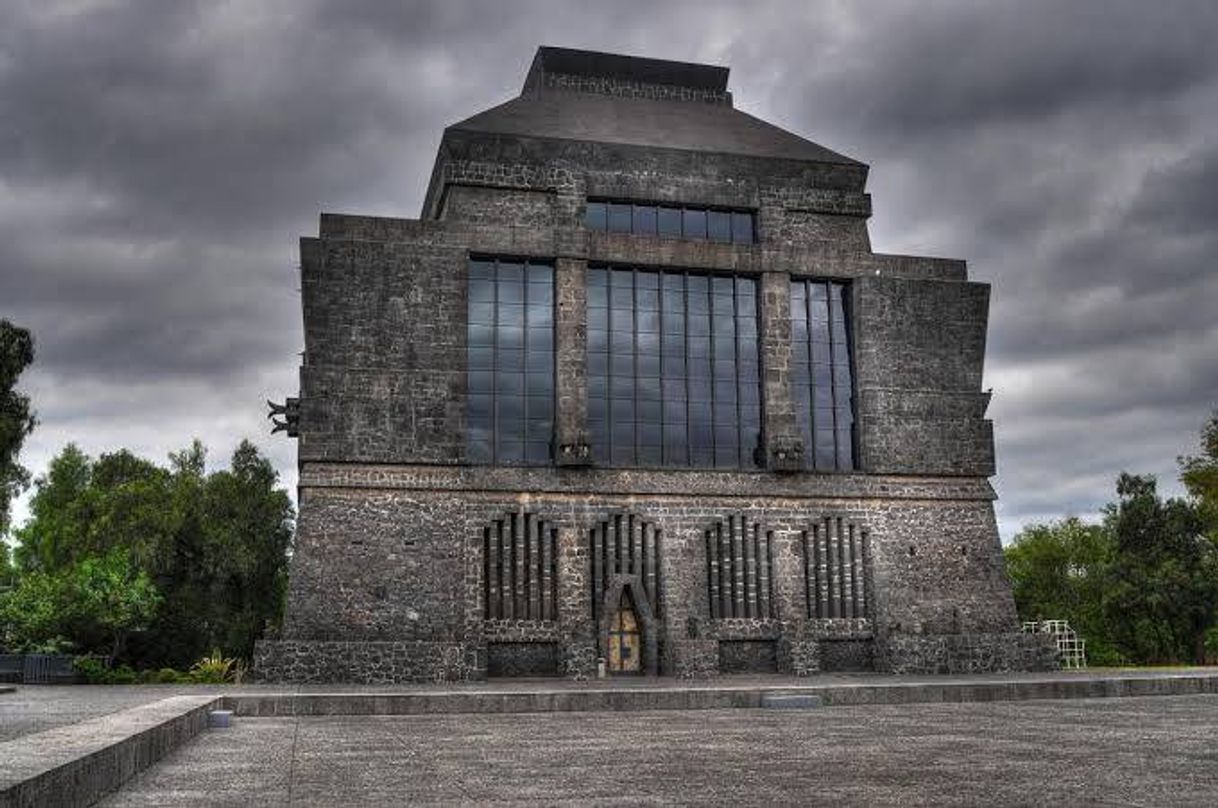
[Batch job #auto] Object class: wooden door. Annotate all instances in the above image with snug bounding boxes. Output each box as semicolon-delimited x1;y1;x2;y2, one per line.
607;592;642;674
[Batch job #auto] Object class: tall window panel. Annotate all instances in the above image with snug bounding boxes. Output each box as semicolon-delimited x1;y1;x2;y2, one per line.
587;266;761;469
467;258;555;465
790;279;855;471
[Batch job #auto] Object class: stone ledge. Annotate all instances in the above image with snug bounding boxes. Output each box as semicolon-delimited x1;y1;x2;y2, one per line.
0;695;218;808
298;463;997;502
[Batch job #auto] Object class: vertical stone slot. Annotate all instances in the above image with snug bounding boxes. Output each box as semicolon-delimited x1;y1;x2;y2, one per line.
482;511;560;621
512;512;525;618
731;515;745;618
802;517;869;620
718;520;731;618
549;527;559;616
528;514;541;619
758;528;772;618
704;515;774;619
592;522;604;627
545;524;555;619
484;526;496;620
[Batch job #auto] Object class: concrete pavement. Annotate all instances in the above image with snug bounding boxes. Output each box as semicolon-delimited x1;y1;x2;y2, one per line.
99;695;1218;806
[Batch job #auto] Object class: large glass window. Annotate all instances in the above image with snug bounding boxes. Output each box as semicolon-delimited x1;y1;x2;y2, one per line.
585;200;757;244
790;279;855;471
467;258;554;465
587;266;761;469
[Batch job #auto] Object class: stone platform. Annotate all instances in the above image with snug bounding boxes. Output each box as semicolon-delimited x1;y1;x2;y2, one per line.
3;670;1217;807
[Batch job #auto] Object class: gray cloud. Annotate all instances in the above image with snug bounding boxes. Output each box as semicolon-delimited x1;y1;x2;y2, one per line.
2;0;1215;539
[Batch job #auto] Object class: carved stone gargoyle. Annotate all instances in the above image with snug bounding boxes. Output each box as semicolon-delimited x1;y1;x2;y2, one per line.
267;397;300;438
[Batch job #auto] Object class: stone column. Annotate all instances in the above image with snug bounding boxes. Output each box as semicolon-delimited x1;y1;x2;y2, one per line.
557;523;596;678
759;270;802;470
554;257;590;466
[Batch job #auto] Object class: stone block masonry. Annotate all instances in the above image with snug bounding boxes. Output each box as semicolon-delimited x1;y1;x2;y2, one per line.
259;46;1049;683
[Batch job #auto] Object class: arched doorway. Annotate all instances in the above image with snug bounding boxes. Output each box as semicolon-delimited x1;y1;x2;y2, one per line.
607;589;642;674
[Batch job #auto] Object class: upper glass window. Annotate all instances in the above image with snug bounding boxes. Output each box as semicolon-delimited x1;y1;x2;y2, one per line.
587;266;762;469
585;200;757;244
790;279;855;471
467;258;554;465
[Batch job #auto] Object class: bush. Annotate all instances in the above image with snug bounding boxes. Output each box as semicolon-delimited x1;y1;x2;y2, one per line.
188;649;236;684
72;656;108;684
107;664;137;684
156;667;187;684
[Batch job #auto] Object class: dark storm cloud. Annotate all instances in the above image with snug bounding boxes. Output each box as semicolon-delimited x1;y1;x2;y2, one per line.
2;0;1215;538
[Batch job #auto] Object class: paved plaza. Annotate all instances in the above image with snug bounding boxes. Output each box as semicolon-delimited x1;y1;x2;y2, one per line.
98;695;1218;806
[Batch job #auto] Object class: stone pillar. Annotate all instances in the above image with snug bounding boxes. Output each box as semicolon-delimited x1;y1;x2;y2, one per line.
554;257;590;466
759;270;802;470
557;523;596;678
660;521;719;678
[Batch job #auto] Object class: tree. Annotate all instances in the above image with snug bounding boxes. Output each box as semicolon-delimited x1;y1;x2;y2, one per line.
5;439;294;667
1180;410;1218;537
1004;517;1119;664
0;549;159;657
1103;473;1218;664
1178;410;1218;660
139;440;294;666
0;320;36;537
64;550;161;659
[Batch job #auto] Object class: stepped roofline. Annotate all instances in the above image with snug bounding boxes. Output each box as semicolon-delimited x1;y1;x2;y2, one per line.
523;46;731;103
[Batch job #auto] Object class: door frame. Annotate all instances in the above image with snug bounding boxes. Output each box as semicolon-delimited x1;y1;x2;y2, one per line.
597;575;659;676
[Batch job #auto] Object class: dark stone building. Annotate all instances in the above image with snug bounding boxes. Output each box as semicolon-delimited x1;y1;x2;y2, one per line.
256;47;1057;683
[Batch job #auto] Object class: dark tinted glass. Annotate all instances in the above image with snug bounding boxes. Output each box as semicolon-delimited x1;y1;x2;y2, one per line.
707;211;732;243
585;202;607;231
731;213;754;244
587;266;761;469
586;199;757;243
632;205;658;235
467;259;554;465
789;278;854;471
608;203;632;233
682;209;707;240
658;207;682;237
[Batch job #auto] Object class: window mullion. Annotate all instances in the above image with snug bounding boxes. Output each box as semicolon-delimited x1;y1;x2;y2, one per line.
826;281;839;471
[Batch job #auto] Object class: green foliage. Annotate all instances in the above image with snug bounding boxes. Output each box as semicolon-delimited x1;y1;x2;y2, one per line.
189;649;238;684
107;664;137;684
156;667;188;684
0;548;160;656
0;320;36;538
1180;410;1218;539
3;439;293;670
72;656;108;683
1004;518;1122;665
1007;413;1218;666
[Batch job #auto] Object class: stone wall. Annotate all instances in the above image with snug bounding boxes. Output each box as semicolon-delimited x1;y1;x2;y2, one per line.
880;633;1060;675
254;640;477;684
268;465;1027;682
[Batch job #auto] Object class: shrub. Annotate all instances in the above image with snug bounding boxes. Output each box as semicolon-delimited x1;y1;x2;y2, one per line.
72;656;108;684
156;667;186;684
189;649;236;684
107;664;137;684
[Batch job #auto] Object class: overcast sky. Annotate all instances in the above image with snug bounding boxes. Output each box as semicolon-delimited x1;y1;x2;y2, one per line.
2;0;1216;540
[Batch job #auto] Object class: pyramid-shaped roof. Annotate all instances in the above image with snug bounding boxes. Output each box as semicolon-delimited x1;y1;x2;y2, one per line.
447;47;862;167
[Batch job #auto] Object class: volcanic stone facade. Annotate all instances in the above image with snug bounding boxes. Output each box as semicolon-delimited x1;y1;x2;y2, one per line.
255;47;1057;683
